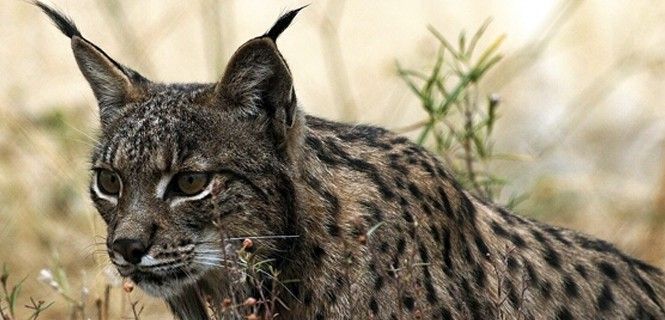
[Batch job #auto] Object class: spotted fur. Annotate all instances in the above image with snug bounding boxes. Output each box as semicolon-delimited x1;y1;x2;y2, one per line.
37;2;665;319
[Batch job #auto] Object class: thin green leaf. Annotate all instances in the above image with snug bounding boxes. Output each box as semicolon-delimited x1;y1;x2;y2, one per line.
468;18;493;58
475;34;506;70
472;134;487;158
416;121;434;145
458;30;467;58
8;278;26;316
427;25;462;59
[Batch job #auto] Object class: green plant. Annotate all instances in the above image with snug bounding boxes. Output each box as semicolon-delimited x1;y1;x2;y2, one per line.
397;20;523;206
1;265;53;320
37;259;89;319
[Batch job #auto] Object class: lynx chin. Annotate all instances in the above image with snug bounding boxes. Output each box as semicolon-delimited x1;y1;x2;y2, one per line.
37;2;665;320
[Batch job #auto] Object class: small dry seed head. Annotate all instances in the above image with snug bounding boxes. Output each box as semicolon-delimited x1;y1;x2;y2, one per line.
242;238;254;250
244;297;257;306
123;280;134;293
37;268;60;291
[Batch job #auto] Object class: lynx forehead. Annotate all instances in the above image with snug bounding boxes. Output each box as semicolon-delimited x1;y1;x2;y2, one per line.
38;2;665;320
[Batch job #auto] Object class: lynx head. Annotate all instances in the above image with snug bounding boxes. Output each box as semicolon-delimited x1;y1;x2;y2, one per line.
37;2;305;298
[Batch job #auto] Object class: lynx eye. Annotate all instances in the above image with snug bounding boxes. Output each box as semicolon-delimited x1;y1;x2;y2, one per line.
97;169;121;196
168;172;211;197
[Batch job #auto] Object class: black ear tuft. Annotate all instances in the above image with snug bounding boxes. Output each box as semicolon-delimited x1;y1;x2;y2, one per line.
34;1;82;38
264;5;308;41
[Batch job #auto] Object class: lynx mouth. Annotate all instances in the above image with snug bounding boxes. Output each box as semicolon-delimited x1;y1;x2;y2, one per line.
111;246;226;297
120;265;206;298
130;268;191;285
129;270;196;286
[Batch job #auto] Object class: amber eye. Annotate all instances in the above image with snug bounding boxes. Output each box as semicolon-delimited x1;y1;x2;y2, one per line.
170;172;210;197
97;169;121;196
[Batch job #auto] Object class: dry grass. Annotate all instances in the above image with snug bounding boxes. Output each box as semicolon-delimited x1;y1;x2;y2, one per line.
2;0;665;318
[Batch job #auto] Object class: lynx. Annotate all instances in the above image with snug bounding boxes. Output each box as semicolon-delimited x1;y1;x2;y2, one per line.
37;2;665;319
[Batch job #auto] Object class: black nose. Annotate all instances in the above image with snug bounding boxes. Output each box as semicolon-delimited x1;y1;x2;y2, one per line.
112;238;147;265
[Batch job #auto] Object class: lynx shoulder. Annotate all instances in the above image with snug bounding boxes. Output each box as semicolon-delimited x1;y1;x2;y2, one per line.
36;2;665;319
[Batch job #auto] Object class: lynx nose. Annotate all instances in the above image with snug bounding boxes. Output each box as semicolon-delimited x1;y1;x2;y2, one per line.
112;238;147;265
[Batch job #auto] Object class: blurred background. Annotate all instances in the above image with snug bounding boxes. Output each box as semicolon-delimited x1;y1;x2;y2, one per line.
2;0;665;318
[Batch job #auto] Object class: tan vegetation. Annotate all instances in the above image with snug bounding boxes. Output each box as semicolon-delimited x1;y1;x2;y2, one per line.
2;0;665;318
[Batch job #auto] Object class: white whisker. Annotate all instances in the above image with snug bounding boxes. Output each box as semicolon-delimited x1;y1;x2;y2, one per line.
223;235;300;241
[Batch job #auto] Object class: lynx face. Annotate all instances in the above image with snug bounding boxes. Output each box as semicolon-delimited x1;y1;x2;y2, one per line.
88;86;298;297
88;87;253;296
36;3;303;298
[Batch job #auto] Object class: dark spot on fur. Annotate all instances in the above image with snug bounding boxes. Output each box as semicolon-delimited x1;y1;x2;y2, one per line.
473;264;486;288
543;225;572;246
556;307;573;320
543;246;562;269
497;207;517;225
524;260;540;285
510;233;527;248
598;261;619;281
491;221;510;238
430;225;441;242
562;275;579;298
325;288;337;303
506;279;519;307
361;201;384;223
326;223;340;237
440;307;453;320
629;271;665;314
441;228;453;274
459;194;477;221
421;203;433;216
422;267;438;303
419;159;436;176
311;245;326;264
531;229;548;244
507;256;519;272
369;298;379;314
379;241;389;253
460;278;484;320
632;305;655;320
462;241;475;264
398;196;408;207
436;186;453;217
402;295;415;311
540;280;552;299
418;244;430;263
402;209;414;223
474;235;491;259
575;264;588;279
393;176;406;188
390;136;410;144
396;238;406;254
597;283;614;311
408;183;422;198
374;275;384;290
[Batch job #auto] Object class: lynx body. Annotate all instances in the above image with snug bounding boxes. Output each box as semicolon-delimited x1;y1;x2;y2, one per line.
37;3;665;319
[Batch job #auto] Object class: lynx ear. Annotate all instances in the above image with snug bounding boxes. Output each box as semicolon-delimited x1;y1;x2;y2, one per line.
215;7;305;128
35;1;147;127
71;39;146;119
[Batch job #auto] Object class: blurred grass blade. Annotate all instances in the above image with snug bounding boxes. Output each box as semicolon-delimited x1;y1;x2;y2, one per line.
475;34;506;71
427;25;462;59
468;18;493;58
458;30;467;58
